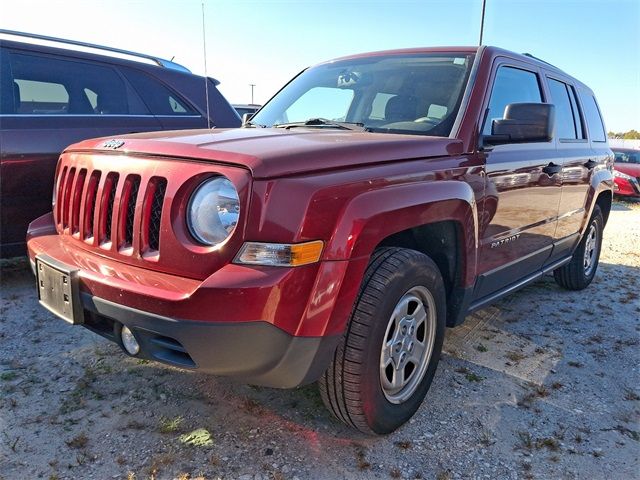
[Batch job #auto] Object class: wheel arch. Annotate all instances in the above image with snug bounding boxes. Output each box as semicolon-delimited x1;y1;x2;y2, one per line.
595;188;612;226
323;180;479;333
375;221;466;327
586;169;614;228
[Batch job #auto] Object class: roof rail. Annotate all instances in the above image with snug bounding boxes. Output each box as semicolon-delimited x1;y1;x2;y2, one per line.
0;29;191;73
522;52;558;69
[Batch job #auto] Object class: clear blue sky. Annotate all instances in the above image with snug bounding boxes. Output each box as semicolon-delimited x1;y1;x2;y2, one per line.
3;0;639;131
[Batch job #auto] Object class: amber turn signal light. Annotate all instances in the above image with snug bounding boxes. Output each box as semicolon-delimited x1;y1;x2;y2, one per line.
234;240;324;267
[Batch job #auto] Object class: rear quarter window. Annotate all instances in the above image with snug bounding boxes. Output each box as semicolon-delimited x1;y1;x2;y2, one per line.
580;93;607;142
123;68;198;116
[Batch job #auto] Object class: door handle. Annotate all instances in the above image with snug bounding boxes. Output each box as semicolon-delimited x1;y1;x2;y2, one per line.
584;159;598;169
542;162;562;175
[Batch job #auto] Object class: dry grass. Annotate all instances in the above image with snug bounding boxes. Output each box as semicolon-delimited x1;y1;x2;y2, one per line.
624;389;640;401
465;372;483;382
158;415;183;434
354;446;371;471
395;440;412;450
505;351;526;363
65;433;88;449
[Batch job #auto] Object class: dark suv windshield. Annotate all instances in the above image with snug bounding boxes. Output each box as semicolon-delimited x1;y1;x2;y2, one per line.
250;53;475;137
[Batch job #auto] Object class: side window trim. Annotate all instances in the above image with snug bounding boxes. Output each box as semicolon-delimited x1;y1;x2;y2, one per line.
567;85;586;141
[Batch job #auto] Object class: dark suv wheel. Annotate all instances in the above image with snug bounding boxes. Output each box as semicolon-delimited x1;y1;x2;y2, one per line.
554;204;604;290
319;247;446;434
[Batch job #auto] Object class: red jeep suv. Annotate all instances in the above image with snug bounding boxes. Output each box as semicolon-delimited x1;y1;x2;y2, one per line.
27;46;613;434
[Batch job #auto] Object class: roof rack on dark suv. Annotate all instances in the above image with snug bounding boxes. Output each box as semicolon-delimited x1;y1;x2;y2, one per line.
0;29;191;73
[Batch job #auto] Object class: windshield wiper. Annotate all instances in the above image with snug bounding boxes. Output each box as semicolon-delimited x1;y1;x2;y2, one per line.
273;118;368;131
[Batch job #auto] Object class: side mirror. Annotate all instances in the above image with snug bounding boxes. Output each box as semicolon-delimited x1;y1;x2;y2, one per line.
484;103;555;145
242;113;254;126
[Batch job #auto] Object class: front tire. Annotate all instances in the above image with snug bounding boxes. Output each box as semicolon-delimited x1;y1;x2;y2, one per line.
319;247;446;434
553;204;604;290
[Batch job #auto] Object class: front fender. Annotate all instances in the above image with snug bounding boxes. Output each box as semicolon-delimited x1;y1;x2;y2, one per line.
326;180;478;274
313;180;479;336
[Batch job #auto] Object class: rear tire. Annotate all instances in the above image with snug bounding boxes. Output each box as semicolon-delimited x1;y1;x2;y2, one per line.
553;204;604;290
319;247;446;434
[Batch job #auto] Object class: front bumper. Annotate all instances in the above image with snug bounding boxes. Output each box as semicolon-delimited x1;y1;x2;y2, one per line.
27;214;350;388
613;177;640;197
82;293;339;388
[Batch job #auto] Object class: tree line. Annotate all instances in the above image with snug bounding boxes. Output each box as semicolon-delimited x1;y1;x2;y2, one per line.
608;129;640;139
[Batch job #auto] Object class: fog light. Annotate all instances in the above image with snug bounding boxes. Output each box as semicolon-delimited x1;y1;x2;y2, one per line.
121;325;140;355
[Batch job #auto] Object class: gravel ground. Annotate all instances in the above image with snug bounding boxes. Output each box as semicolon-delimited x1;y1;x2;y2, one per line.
1;200;638;480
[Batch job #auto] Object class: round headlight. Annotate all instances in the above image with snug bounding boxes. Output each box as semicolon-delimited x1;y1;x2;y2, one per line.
187;177;240;246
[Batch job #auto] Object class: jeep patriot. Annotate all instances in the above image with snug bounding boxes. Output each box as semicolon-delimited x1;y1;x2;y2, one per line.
27;46;614;434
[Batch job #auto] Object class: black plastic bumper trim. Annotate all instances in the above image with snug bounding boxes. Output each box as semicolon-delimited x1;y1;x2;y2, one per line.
81;292;340;388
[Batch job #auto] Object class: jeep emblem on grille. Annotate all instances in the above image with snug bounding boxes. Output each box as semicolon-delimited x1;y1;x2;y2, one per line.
102;139;125;149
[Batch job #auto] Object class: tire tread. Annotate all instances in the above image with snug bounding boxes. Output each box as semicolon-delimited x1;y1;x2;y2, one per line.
319;247;434;434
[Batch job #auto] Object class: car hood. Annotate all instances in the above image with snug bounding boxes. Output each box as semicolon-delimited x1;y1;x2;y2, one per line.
67;128;464;179
614;163;640;177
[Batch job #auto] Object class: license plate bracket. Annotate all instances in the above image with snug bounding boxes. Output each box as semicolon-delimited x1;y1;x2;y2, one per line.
35;255;84;325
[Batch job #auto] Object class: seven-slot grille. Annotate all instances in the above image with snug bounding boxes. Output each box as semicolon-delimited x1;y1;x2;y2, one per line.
55;165;167;257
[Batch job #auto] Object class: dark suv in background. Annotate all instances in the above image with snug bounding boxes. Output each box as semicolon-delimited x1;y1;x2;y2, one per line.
0;30;241;257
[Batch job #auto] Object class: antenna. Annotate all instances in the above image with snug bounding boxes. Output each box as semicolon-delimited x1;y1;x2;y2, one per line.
479;0;487;46
201;1;211;128
249;84;256;104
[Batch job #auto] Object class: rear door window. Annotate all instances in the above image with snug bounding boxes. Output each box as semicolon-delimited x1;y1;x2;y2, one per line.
548;78;579;140
8;52;140;115
483;66;543;135
13;79;69;114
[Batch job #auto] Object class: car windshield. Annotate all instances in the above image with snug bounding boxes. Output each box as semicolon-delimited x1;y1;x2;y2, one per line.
250;52;475;137
614;151;640;164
